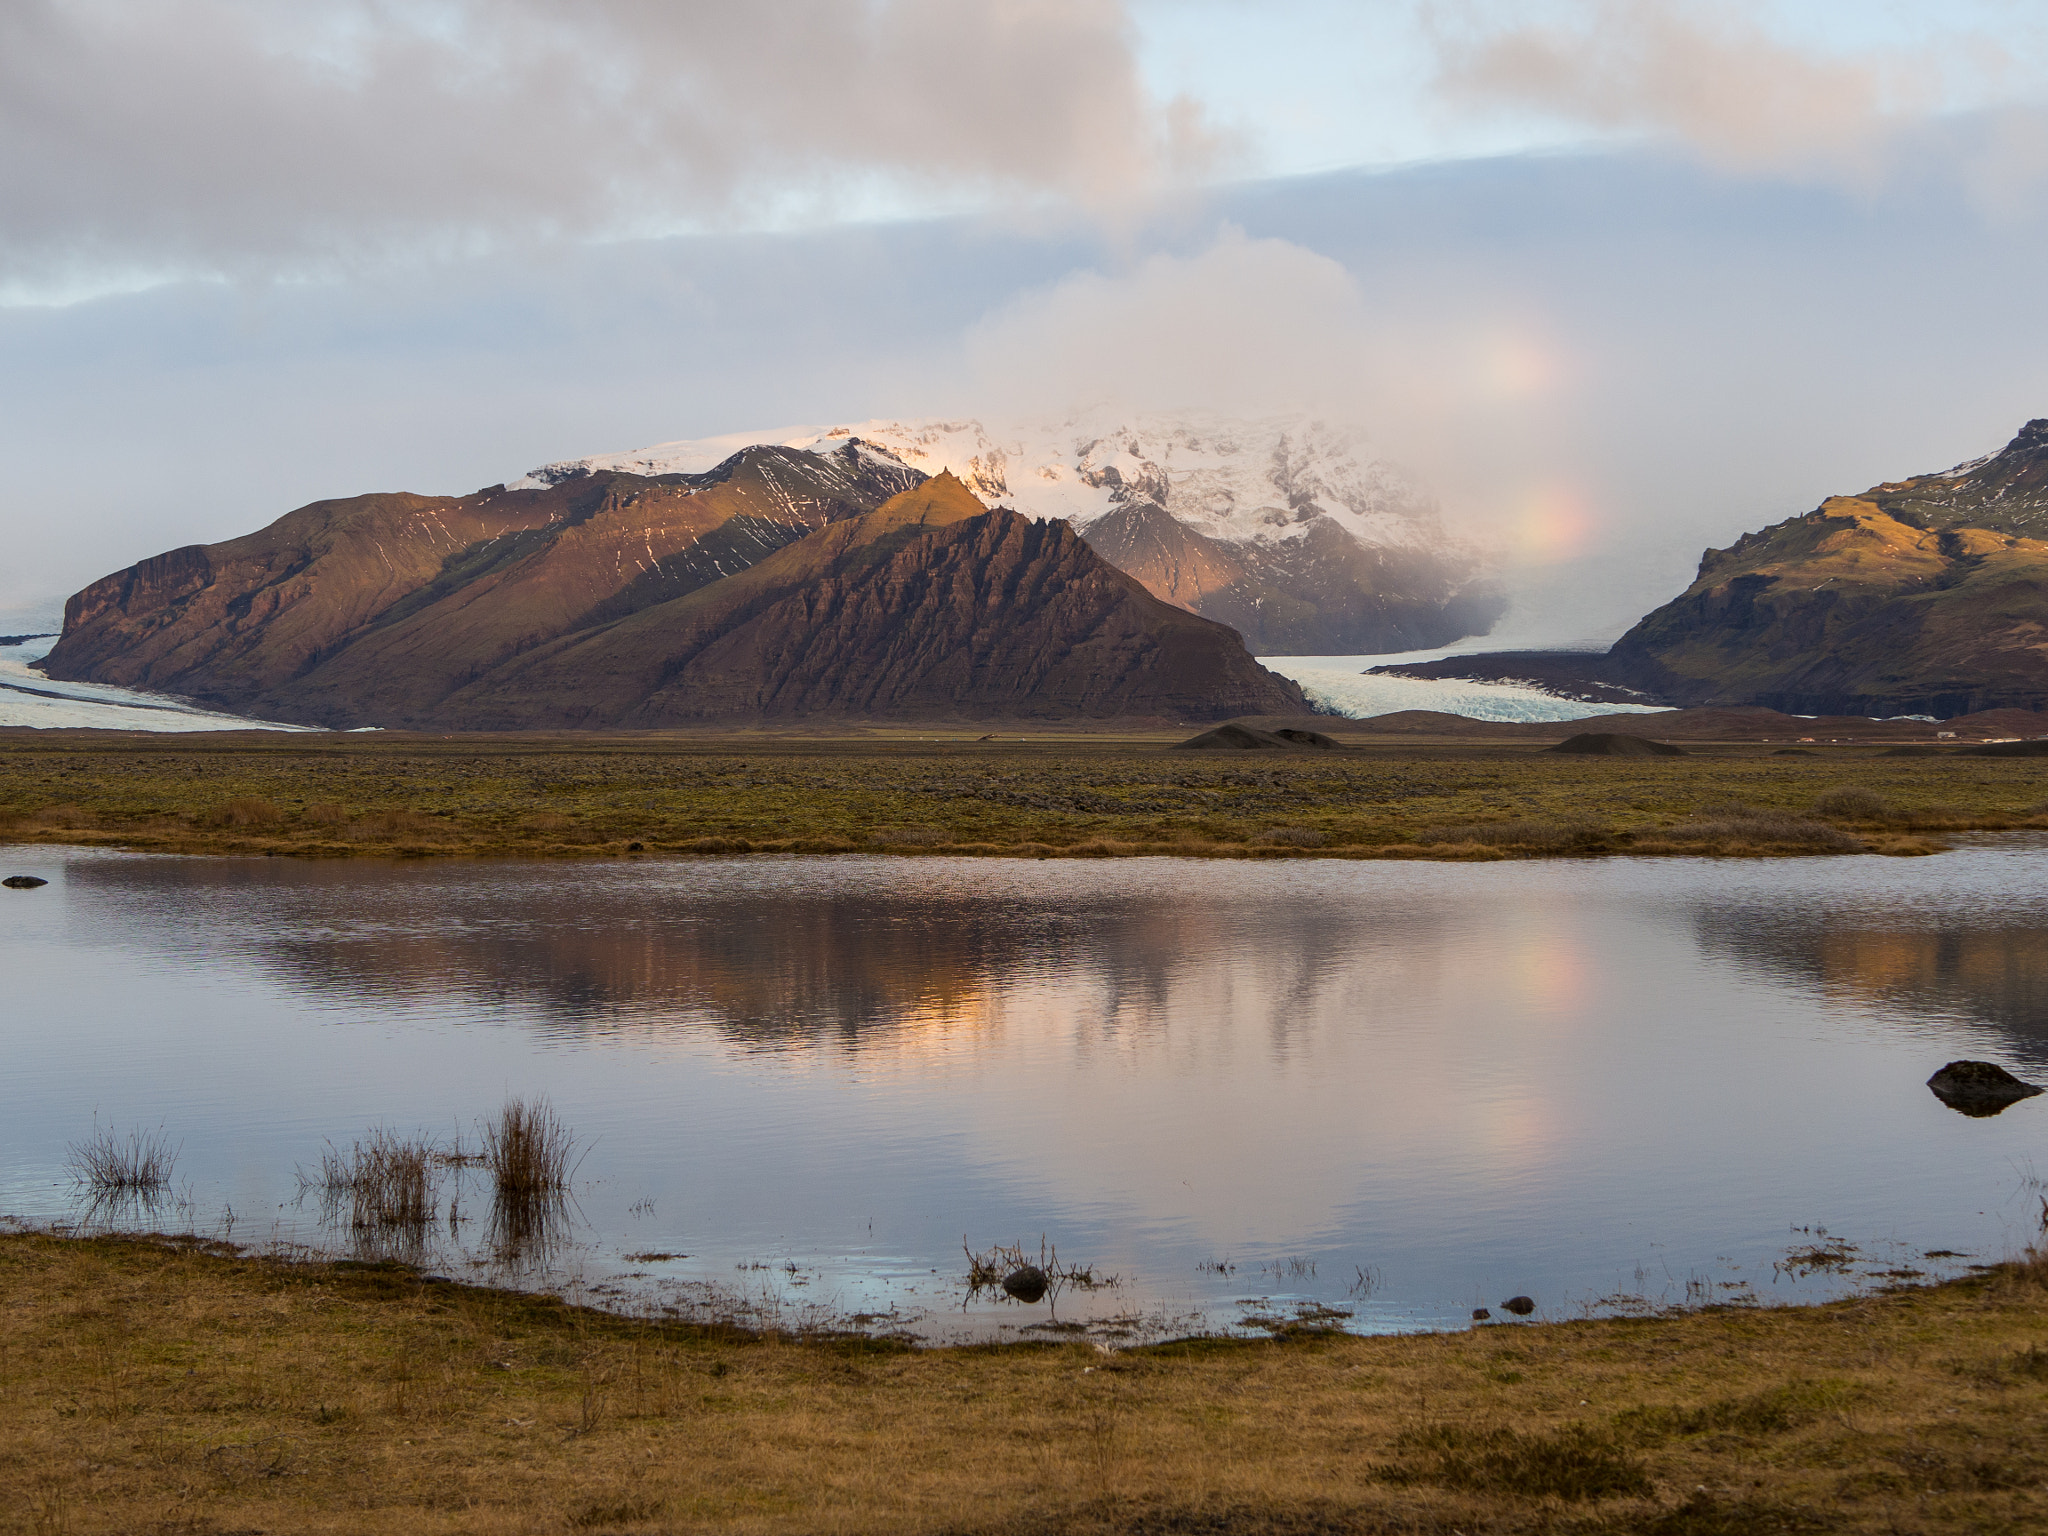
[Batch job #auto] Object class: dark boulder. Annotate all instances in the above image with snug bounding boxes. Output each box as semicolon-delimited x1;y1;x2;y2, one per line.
1001;1265;1049;1303
1502;1295;1536;1316
1927;1059;2044;1117
2;875;48;889
1545;733;1686;757
1471;1308;1491;1321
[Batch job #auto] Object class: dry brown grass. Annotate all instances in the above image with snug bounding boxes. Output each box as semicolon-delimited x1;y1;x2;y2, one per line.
1252;825;1327;847
1662;805;1863;851
1417;817;1612;851
6;1232;2048;1534
208;795;282;827
870;827;951;846
5;734;2048;864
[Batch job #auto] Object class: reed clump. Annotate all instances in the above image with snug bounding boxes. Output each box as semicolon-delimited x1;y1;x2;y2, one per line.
302;802;349;825
66;1124;177;1192
308;1130;438;1229
484;1098;575;1199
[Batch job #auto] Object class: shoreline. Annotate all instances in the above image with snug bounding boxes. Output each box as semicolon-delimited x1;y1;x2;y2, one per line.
6;1226;2046;1532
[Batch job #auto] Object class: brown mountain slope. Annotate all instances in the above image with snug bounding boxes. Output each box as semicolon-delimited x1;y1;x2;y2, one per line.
1602;493;2048;714
39;442;923;722
1376;421;2048;717
427;473;1308;728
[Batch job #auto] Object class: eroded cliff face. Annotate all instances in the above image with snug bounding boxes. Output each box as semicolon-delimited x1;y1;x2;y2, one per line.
42;464;1303;728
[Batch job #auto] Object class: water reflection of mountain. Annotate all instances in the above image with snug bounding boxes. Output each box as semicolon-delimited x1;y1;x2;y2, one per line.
1694;907;2048;1062
72;859;1384;1052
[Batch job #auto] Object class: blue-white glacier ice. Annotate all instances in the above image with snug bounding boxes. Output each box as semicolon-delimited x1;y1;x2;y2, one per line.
0;637;313;732
1259;655;1670;724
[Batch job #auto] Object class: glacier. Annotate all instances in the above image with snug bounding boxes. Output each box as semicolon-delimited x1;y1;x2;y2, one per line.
1260;654;1671;724
1;638;315;732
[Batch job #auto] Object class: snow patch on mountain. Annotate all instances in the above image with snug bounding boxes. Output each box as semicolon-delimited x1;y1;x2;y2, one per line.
512;412;1450;556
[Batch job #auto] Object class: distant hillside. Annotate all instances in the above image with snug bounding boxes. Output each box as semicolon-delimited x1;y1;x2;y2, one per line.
39;459;1304;728
523;413;1506;654
1376;421;2048;718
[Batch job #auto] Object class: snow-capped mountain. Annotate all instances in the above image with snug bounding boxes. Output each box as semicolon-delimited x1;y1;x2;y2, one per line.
514;413;1506;654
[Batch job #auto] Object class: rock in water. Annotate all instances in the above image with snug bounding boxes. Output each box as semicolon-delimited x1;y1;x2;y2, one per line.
1545;733;1686;757
1471;1307;1491;1322
1502;1295;1536;1316
2;875;48;889
1927;1060;2045;1117
1001;1265;1049;1303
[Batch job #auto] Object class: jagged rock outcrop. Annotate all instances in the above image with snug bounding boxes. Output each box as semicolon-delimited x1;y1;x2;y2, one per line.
40;464;1304;728
1375;421;2048;717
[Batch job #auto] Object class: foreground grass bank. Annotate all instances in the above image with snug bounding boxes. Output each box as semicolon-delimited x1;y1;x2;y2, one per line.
2;734;2045;861
5;1232;2048;1534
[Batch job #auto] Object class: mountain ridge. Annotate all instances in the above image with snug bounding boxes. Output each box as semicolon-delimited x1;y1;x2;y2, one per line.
520;413;1506;653
1373;421;2048;717
39;465;1306;729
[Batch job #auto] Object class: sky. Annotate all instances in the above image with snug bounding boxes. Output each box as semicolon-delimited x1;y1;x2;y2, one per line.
6;0;2048;646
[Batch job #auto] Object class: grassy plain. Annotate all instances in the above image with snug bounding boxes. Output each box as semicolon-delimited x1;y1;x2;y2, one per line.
6;1231;2048;1534
2;731;2046;862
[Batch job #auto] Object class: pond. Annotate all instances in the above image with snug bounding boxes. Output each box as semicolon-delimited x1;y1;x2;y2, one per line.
5;842;2047;1341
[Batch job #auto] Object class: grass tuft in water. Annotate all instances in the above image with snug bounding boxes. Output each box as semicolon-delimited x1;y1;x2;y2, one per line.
67;1123;178;1192
483;1097;575;1198
304;1130;438;1230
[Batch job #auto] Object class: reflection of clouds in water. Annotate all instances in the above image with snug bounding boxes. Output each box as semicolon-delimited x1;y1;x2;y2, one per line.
47;845;2048;1286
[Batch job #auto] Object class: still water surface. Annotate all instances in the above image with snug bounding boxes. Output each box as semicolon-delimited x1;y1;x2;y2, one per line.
6;842;2048;1339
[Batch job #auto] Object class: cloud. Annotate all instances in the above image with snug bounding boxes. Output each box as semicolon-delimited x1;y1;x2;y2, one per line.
954;225;1587;542
0;0;1214;296
960;226;1376;420
1423;0;2039;187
